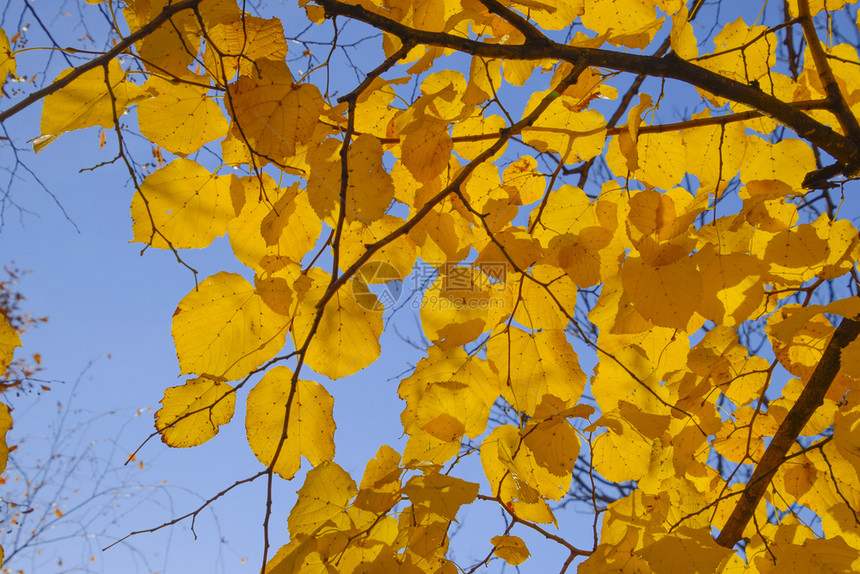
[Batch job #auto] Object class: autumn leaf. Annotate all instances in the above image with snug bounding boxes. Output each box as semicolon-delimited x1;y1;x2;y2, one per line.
155;378;235;447
37;60;143;151
0;315;21;375
492;535;530;565
172;272;289;381
138;75;228;156
0;28;15;91
227;60;323;163
245;366;335;480
131;159;235;249
0;402;11;474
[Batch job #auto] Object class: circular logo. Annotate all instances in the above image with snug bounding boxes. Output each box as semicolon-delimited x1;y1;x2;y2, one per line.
351;260;404;312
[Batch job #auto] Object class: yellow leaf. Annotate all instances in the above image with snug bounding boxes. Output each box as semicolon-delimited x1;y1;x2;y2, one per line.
137;76;228;156
354;445;402;513
513;0;583;30
399;346;499;442
39;60;143;149
522;94;605;163
401;473;479;521
0;28;15;91
591;415;653;482
502;156;545;205
763;223;830;284
0;402;11;473
670;5;698;59
699;19;776;87
172;272;289;380
292;282;383;380
0;315;21;374
420;70;470;122
639;528;732;573
510;265;577;331
307;134;395;224
502;59;536;87
475;226;543;271
462;57;501;106
420;267;500;350
491;535;530;566
228;60;323;163
131;159;234;249
523;395;580;476
581;0;661;48
124;0;222;76
607;130;686;190
246;366;335;480
621;255;702;331
204;16;288;80
288;460;356;535
228;175;321;272
530;184;599;246
155;378;235;447
487;328;586;416
451;113;507;160
339;216;418;282
740;137;815;192
402;427;461;468
401;118;453;182
681;111;747;190
480;423;571;505
696;247;766;327
354;78;400;137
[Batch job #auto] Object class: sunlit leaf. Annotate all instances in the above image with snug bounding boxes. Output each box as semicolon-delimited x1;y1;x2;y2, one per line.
39;60;144;149
245;366;335;480
0;28;15;91
155;377;235;447
491;535;530;565
131;159;235;249
0;315;20;375
138;75;228;156
172;272;289;381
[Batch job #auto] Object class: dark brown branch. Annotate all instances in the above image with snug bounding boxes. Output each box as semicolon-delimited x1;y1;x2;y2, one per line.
716;315;860;548
0;0;202;124
477;0;551;45
797;0;860;143
313;0;860;170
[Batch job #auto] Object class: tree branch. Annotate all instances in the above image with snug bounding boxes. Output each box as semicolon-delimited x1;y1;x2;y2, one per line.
715;315;860;548
313;0;860;171
797;0;860;143
0;0;201;124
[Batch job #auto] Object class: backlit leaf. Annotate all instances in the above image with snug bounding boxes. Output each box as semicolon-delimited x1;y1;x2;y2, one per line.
246;366;335;480
138;75;228;156
172;272;289;380
131;159;234;249
0;402;11;473
0;315;20;374
288;460;356;535
0;28;15;91
292;281;383;380
155;377;235;447
39;60;143;149
228;60;323;163
491;535;530;566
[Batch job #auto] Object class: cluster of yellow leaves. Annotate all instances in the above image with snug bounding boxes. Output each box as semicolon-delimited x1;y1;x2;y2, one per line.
13;0;860;570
